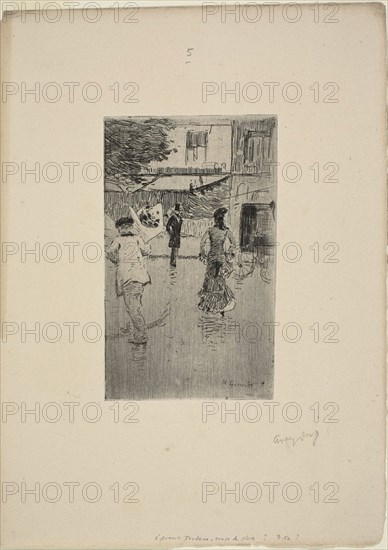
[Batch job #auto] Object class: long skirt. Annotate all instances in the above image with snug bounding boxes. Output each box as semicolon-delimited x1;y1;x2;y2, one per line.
198;259;235;314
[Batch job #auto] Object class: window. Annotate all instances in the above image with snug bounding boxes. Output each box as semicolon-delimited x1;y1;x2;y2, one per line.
186;130;208;162
243;130;271;172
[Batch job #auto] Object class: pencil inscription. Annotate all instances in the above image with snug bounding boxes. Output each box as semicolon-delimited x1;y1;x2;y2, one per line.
273;431;320;447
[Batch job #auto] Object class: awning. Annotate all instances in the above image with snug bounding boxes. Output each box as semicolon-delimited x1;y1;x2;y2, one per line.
105;174;229;193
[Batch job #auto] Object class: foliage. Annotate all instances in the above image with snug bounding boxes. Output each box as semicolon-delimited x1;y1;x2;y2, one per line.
105;118;177;186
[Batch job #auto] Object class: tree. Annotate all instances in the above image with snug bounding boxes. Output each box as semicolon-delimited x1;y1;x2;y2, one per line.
105;118;177;188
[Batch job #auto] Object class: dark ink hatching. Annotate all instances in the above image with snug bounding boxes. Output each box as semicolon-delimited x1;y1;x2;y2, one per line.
105;115;277;400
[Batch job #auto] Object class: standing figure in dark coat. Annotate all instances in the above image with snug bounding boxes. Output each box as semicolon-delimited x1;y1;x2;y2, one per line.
166;203;183;268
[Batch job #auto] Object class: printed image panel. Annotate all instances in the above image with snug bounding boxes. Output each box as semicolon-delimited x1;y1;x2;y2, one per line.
105;115;277;400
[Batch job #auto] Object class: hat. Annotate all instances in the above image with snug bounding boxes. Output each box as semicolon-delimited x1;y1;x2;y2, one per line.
115;216;134;228
213;207;228;218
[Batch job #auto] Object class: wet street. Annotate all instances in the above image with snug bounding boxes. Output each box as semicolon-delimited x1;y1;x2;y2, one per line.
105;237;275;400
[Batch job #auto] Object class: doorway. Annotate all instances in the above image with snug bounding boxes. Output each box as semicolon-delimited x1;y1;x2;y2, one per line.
239;203;274;251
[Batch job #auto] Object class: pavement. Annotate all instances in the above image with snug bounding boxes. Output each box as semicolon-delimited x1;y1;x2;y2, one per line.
105;240;275;400
144;232;202;258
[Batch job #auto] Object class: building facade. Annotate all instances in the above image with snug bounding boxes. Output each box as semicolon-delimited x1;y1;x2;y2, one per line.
105;115;277;251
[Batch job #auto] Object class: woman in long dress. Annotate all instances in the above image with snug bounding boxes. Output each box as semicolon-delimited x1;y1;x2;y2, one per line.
198;207;237;315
